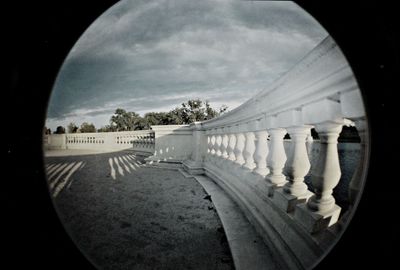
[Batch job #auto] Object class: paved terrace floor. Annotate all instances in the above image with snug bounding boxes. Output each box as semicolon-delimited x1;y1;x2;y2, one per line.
44;150;234;270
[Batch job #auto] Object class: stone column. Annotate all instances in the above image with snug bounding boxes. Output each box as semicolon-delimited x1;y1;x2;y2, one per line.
233;128;246;166
266;128;287;195
183;123;206;175
295;122;343;233
253;130;269;177
191;130;203;162
243;131;256;170
274;126;313;212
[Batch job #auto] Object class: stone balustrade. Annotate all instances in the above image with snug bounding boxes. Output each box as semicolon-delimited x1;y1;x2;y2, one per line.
43;130;155;153
146;36;368;269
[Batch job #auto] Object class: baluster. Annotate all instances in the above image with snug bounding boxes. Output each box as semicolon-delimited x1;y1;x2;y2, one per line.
210;131;217;162
221;128;229;160
274;126;313;212
220;127;229;168
243;131;256;170
223;126;236;171
210;130;215;161
205;130;211;160
284;126;312;196
215;129;222;166
253;130;269;177
266;128;287;195
295;122;343;233
217;128;225;166
227;127;237;164
233;128;245;166
208;131;213;161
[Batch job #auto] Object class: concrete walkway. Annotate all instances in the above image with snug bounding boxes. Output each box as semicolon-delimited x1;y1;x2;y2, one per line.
179;170;282;270
45;150;234;270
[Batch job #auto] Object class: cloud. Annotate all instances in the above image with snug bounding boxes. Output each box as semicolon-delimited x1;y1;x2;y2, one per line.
46;0;327;130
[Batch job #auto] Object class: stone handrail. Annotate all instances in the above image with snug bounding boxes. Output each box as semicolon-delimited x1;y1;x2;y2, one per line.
43;130;155;153
147;36;367;269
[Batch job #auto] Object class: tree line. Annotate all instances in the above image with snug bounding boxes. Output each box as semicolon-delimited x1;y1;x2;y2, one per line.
46;99;227;134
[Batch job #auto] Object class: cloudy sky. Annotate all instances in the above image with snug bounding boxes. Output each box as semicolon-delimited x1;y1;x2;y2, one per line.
46;0;327;131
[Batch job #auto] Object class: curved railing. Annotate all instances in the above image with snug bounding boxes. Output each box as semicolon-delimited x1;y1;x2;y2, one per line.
148;36;367;269
43;130;155;153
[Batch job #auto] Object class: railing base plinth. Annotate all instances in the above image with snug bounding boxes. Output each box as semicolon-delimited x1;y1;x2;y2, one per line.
236;167;258;183
253;178;274;198
273;188;313;213
251;172;267;183
182;160;205;175
223;160;237;172
294;203;341;234
265;181;285;197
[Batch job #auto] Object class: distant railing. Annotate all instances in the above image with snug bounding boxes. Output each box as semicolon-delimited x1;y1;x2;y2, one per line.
146;36;368;269
43;130;155;153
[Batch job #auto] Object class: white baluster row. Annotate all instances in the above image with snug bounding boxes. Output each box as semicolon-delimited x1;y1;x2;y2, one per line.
203;120;356;233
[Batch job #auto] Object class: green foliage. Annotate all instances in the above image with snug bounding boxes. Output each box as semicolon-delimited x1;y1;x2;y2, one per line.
52;99;228;133
144;112;169;126
97;125;115;132
54;126;65;134
43;126;51;135
107;99;226;131
110;109;142;131
67;122;78;133
80;122;96;133
176;99;227;123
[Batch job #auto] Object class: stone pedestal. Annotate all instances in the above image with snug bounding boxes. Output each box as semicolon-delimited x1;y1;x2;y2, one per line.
237;167;259;184
254;178;274;199
294;203;341;234
274;188;312;213
182;160;205;175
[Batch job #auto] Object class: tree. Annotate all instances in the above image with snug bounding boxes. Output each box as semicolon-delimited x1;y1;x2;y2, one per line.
80;122;96;133
67;122;78;133
110;108;142;131
134;117;149;130
205;100;227;120
144;112;173;126
67;101;228;133
97;125;115;132
54;126;65;134
167;99;228;124
43;126;51;135
165;109;185;124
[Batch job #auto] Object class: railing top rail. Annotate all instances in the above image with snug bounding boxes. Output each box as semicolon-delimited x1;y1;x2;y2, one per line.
64;130;154;136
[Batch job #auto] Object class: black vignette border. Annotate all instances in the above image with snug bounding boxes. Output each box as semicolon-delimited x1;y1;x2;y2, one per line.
4;0;394;269
295;1;395;269
4;1;120;269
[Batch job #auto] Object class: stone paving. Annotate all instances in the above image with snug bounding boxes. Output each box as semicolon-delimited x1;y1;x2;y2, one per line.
45;150;234;270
